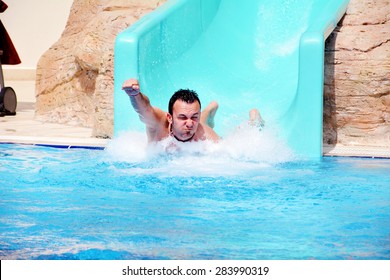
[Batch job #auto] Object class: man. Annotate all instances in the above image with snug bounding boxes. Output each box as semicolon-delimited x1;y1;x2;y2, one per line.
122;78;263;143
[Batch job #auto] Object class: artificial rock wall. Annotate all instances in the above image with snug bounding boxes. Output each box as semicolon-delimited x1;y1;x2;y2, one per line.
36;0;389;147
324;0;389;147
35;0;166;138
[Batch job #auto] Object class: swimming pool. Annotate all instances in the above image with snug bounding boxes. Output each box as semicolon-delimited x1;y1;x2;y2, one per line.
0;136;389;260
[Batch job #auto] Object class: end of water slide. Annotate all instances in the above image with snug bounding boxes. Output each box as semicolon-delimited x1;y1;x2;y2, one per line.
114;0;349;158
282;0;350;158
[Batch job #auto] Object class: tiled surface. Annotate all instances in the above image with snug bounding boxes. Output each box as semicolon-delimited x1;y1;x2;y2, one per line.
323;144;390;158
0;81;108;148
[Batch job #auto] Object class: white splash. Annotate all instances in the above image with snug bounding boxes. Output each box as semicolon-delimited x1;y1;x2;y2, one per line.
105;124;295;177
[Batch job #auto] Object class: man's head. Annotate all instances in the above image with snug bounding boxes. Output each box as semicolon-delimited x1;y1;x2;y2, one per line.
167;89;202;142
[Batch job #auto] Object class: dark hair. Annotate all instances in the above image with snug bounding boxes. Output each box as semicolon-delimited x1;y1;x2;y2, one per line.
168;89;201;115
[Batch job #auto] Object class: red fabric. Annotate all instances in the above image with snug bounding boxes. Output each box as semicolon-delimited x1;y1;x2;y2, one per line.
0;0;21;65
0;1;7;13
0;20;21;65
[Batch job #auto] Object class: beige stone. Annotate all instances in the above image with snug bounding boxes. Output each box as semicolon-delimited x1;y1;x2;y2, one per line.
35;0;166;138
324;0;390;148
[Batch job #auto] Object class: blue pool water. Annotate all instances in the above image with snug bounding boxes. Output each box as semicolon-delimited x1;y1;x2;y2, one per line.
0;133;389;260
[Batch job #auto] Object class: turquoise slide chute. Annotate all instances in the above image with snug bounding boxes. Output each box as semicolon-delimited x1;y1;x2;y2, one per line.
114;0;349;158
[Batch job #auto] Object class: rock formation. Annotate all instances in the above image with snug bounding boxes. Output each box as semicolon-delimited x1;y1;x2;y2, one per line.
324;0;389;147
35;0;166;138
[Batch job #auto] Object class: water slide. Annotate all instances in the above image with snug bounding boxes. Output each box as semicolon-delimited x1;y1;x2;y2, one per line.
114;0;349;158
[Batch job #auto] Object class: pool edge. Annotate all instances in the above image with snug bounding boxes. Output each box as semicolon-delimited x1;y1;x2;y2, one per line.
1;137;389;158
0;135;108;150
323;144;390;159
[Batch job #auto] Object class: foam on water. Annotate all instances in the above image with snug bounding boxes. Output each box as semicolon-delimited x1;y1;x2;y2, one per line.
105;124;295;177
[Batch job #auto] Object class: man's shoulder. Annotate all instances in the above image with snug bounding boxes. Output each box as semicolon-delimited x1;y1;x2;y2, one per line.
146;115;169;142
198;123;220;142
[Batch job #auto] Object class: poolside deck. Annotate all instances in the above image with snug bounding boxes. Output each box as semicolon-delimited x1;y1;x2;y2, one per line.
0;80;108;148
1;80;389;157
323;144;390;159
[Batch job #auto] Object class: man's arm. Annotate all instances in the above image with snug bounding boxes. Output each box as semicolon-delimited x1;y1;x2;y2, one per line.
122;79;165;130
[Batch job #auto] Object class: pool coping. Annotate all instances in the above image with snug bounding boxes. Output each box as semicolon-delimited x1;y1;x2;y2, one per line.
0;135;108;149
1;135;389;158
323;144;390;159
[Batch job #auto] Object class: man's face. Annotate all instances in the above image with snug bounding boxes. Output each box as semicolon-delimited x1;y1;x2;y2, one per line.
168;100;201;141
